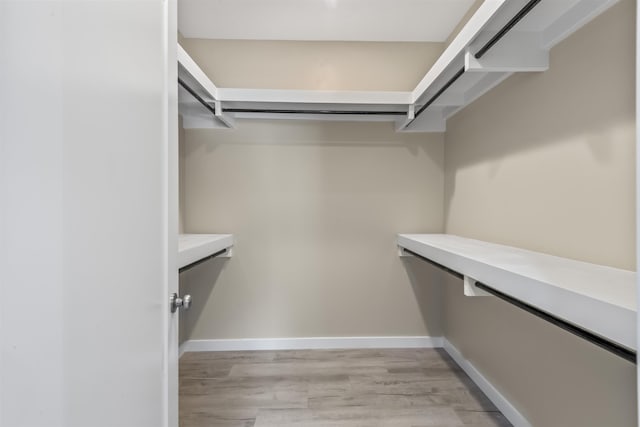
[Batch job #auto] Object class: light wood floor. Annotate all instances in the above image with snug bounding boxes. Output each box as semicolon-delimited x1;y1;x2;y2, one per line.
179;348;512;427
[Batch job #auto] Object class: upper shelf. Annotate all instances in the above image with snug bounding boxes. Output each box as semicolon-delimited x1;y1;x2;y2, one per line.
178;0;619;132
397;234;636;351
178;234;234;271
401;0;619;132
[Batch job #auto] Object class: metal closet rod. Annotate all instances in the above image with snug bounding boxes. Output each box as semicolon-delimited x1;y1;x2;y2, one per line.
401;248;637;364
178;77;218;117
409;0;543;125
179;248;227;274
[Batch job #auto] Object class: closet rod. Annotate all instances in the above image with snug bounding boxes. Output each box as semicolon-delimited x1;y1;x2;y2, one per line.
402;248;464;280
401;248;637;364
473;282;637;364
179;248;227;274
223;108;407;116
407;0;542;127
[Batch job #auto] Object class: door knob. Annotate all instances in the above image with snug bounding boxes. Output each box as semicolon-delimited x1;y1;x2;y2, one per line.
170;293;193;313
181;294;192;310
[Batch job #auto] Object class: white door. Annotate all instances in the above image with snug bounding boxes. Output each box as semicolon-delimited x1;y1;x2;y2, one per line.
0;1;180;426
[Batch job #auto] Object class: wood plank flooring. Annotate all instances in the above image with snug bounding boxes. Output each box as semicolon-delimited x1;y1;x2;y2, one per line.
179;348;512;427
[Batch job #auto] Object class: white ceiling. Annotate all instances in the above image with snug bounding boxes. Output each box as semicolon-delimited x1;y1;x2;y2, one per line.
179;0;476;42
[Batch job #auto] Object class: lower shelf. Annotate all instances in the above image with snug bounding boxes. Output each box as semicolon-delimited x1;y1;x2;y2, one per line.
397;233;637;359
178;234;234;271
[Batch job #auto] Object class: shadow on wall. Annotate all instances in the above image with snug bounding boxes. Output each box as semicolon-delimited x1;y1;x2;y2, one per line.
179;258;228;345
400;256;444;335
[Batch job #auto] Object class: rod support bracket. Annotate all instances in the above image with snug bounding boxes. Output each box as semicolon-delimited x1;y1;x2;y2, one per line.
217;246;233;258
464;276;491;297
407;105;415;121
398;246;413;258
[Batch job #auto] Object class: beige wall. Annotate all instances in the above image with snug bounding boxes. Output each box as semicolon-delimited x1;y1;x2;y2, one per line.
443;1;636;426
180;120;444;340
179;39;443;91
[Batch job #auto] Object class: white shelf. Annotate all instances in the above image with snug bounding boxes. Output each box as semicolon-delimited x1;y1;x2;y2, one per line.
177;0;618;131
178;234;234;270
397;234;636;350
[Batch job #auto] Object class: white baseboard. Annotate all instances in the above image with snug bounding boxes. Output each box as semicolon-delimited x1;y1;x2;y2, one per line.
179;335;443;355
442;338;531;427
179;342;188;358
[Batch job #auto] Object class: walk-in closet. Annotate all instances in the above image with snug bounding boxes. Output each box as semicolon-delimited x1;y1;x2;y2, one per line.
2;0;637;426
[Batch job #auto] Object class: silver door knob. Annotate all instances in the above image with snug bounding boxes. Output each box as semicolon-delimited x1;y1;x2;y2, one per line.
182;294;192;310
170;293;193;313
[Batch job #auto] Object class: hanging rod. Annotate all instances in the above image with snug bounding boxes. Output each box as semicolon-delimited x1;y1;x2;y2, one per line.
401;248;637;364
179;248;227;274
223;108;407;116
406;0;542;128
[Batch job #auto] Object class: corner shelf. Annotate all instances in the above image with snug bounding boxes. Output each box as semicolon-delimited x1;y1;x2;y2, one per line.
178;234;234;272
397;234;636;356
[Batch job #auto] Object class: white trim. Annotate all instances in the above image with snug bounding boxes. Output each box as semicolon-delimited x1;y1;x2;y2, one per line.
180;336;442;353
442;338;531;427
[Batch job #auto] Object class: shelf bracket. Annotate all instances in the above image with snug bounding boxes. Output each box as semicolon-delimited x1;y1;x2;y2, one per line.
407;104;415;121
466;32;549;73
214;101;236;129
463;276;491;297
396;108;446;133
397;246;411;257
219;246;233;258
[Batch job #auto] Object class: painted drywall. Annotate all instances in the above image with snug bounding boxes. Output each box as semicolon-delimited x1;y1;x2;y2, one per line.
442;1;637;426
179;120;444;340
178;39;443;91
